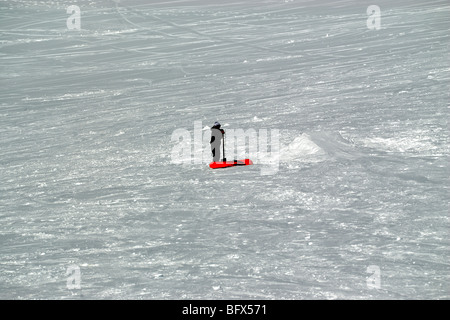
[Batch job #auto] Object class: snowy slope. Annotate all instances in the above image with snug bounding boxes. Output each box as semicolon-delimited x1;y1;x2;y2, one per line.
0;0;448;299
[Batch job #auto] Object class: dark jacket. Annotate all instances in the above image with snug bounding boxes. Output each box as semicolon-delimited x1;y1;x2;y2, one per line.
210;126;225;144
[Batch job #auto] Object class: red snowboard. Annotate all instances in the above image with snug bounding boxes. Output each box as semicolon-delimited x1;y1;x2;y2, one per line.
209;159;253;169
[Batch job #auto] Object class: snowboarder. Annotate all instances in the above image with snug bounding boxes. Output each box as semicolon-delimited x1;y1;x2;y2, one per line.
210;121;225;162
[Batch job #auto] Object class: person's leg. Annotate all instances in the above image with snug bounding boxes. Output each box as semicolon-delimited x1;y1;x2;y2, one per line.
211;129;222;162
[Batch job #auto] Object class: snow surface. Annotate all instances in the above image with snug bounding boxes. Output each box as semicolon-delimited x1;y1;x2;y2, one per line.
0;0;449;299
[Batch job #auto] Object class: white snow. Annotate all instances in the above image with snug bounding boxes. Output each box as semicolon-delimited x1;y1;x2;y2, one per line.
0;0;448;300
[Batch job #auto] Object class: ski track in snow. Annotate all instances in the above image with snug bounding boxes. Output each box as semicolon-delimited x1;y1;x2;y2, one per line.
0;0;449;299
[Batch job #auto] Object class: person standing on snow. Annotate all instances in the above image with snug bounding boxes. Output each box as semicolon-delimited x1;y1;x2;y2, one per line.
210;121;225;162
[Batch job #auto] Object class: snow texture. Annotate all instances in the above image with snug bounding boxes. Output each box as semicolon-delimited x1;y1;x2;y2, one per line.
0;0;449;299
